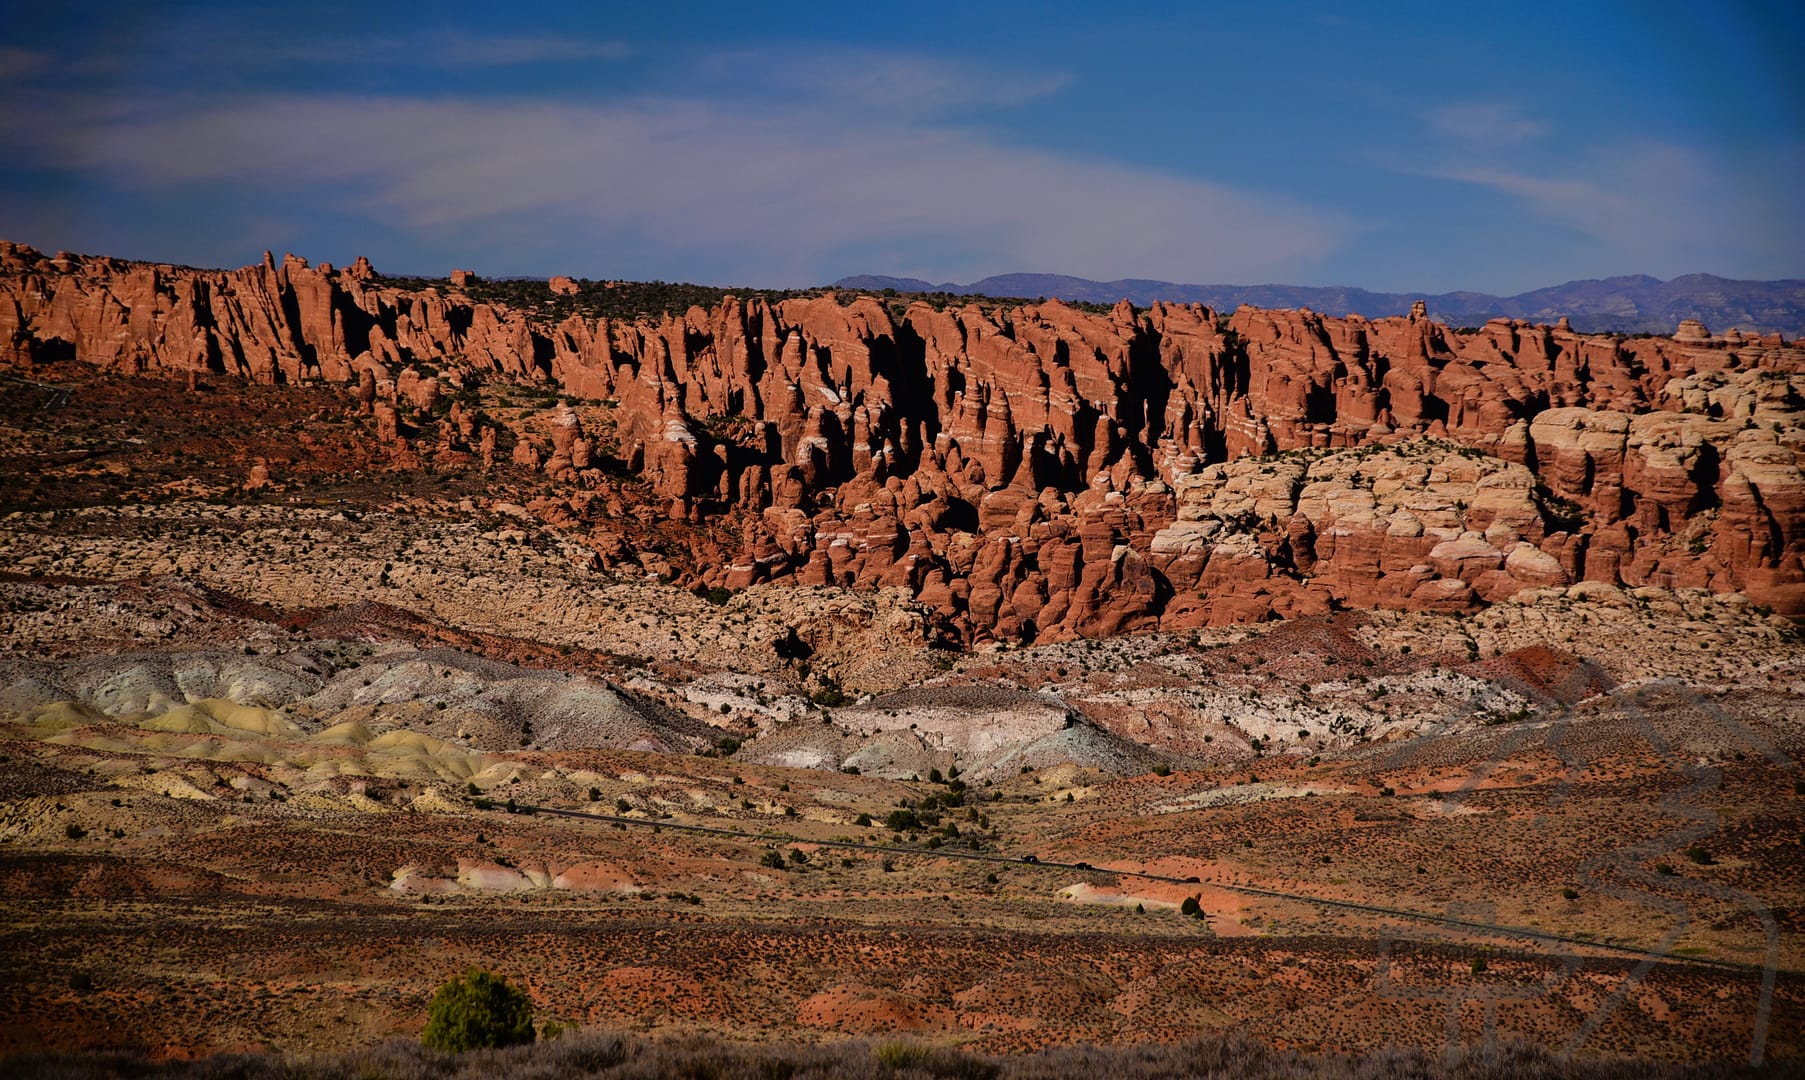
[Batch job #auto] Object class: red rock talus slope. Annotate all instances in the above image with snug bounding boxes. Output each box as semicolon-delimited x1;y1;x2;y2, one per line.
4;242;1802;637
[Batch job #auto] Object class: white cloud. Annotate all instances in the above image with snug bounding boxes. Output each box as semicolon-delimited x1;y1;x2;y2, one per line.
14;91;1351;285
1424;102;1547;146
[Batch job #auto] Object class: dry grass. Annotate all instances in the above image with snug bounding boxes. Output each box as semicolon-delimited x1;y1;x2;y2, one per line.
2;1031;1774;1080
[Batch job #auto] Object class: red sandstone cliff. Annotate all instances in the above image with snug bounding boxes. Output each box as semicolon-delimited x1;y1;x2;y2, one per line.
4;241;1801;636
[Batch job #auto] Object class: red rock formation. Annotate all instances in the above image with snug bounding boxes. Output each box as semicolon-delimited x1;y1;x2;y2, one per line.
3;240;1802;633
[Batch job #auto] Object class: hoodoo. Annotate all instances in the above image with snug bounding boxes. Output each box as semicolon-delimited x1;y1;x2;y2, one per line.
3;240;1801;636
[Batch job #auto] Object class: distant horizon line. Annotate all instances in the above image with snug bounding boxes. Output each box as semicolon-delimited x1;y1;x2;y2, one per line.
831;268;1805;297
6;237;1804;297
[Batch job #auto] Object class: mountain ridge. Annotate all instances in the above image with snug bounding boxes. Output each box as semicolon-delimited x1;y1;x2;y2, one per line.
834;271;1805;337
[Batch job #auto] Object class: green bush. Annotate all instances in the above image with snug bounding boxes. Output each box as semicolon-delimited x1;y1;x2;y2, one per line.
885;809;922;832
809;679;850;707
422;969;536;1052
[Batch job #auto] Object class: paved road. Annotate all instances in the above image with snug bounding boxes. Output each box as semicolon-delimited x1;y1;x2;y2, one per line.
505;801;1779;976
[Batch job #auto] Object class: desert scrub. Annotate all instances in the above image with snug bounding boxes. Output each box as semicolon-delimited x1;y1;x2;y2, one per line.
1;1032;1744;1079
874;1041;929;1069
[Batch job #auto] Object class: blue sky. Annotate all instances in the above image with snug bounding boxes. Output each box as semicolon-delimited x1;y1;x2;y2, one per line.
2;1;1800;293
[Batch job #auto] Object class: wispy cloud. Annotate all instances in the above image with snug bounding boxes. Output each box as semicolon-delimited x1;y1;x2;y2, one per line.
1424;102;1547;146
50;28;630;81
5;89;1350;284
1387;98;1805;280
325;31;632;69
699;48;1070;113
0;46;50;80
1417;139;1805;278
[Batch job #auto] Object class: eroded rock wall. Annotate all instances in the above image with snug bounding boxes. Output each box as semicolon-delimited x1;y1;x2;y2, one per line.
4;241;1801;634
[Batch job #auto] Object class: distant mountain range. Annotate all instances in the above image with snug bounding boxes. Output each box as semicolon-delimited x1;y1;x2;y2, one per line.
834;272;1805;338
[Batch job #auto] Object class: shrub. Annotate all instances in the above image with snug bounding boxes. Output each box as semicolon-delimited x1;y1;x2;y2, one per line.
809;677;849;708
885;809;922;832
1180;896;1202;917
64;824;86;840
1150;763;1170;777
422;969;535;1052
1684;845;1714;865
1561;887;1580;900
